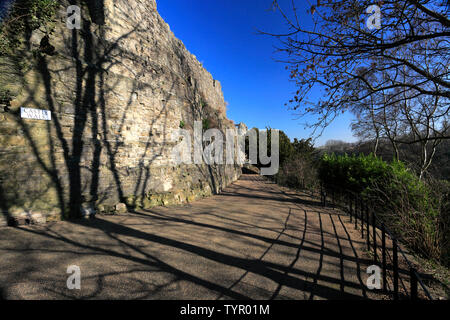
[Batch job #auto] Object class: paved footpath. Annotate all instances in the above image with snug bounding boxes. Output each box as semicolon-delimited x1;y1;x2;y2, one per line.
0;175;384;299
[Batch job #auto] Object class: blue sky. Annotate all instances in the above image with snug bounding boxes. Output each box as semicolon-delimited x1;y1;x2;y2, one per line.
0;0;357;146
158;0;357;146
0;0;14;20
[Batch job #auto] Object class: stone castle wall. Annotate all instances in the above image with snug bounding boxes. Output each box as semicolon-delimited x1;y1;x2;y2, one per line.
0;0;242;224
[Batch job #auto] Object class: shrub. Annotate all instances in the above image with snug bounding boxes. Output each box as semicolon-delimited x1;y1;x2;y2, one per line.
318;153;449;266
0;0;59;55
275;155;318;191
202;118;210;130
272;136;318;190
318;153;390;193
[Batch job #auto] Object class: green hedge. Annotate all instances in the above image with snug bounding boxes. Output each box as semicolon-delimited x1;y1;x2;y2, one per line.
318;153;448;265
318;153;436;214
318;153;390;193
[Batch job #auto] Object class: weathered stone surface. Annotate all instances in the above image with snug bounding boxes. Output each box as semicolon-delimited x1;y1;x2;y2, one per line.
97;204;114;215
115;203;127;214
30;29;46;49
0;215;7;227
7;216;30;227
0;0;242;221
81;203;96;218
30;213;46;225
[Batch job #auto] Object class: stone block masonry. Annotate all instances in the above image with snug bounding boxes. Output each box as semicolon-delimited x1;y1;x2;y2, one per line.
0;0;242;223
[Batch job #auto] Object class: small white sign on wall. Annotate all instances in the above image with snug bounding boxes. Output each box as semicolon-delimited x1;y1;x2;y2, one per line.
21;107;52;121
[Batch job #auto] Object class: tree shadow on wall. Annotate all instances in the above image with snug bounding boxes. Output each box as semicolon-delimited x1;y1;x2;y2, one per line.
173;42;233;195
0;0;235;224
0;0;174;220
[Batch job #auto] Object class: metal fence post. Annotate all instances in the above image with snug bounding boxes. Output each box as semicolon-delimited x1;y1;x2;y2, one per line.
349;195;352;223
410;268;418;301
382;223;386;292
366;204;370;251
320;184;324;206
332;189;335;208
373;212;377;263
354;195;358;230
393;238;399;300
361;197;364;239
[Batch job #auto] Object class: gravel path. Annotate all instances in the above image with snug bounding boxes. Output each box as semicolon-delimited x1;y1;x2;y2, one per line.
0;174;384;299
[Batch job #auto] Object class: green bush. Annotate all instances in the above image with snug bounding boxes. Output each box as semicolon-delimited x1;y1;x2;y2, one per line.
202;118;210;130
272;136;318;190
275;156;318;191
318;153;390;193
0;0;59;55
318;153;448;265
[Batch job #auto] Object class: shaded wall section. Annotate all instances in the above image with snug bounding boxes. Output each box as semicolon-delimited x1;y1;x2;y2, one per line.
0;0;242;224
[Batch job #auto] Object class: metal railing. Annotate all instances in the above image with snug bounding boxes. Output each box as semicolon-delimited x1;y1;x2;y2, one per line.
318;183;433;300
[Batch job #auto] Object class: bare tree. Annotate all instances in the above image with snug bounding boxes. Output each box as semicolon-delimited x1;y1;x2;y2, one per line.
266;0;449;176
265;0;449;138
351;96;382;156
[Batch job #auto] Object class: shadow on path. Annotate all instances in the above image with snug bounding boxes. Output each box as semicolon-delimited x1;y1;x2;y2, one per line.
0;175;391;300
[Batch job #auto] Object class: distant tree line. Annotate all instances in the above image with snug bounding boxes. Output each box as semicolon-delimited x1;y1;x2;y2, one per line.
244;128;317;188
